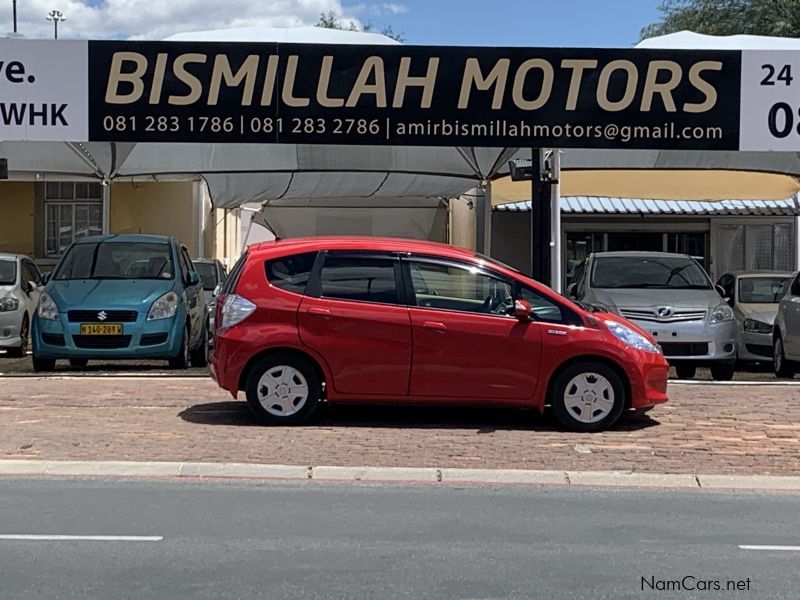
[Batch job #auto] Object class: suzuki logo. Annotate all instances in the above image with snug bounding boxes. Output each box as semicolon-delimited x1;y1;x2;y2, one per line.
97;311;108;321
656;306;673;318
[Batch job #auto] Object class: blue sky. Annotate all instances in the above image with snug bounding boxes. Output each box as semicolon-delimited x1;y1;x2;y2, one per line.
346;0;664;47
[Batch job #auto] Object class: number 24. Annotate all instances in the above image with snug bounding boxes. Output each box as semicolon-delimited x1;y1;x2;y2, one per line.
761;64;793;86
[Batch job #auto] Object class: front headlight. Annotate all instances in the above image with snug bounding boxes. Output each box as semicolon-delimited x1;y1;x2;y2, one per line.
147;291;179;321
710;303;734;324
743;318;772;334
37;293;59;320
0;297;19;312
606;320;661;353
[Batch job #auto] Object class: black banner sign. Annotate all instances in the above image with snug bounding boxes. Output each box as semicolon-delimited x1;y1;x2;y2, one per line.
88;41;741;149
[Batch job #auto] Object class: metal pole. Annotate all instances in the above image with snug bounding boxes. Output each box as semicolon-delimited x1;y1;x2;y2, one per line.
102;179;110;235
549;150;562;292
530;148;552;285
12;0;17;33
54;19;58;39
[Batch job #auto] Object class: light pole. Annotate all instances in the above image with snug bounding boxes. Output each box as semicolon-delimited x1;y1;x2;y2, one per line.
46;9;65;39
12;0;17;33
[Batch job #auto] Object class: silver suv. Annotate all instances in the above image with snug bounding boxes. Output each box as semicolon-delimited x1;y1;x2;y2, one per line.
567;252;736;380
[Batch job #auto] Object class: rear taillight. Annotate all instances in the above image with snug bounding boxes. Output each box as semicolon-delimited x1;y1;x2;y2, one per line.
219;294;256;329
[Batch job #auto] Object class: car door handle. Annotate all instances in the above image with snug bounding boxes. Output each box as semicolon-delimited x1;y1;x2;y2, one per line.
422;321;447;331
307;307;332;317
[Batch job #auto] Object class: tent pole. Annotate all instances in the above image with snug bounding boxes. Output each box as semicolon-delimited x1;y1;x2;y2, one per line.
102;178;110;235
549;150;562;293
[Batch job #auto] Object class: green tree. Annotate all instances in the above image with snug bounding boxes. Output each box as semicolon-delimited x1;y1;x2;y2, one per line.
315;10;405;42
641;0;800;39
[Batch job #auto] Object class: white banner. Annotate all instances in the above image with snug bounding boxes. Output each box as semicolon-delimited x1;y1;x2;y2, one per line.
740;50;800;151
0;40;88;141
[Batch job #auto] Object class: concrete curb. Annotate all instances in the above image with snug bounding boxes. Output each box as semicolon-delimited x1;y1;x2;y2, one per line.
1;460;800;490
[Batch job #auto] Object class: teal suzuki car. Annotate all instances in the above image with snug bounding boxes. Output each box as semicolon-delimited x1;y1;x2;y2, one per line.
32;234;208;371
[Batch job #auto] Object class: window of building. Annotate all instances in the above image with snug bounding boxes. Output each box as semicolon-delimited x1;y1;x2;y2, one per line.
44;182;103;257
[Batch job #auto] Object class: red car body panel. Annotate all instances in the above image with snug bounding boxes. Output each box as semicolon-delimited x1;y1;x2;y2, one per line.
210;236;669;412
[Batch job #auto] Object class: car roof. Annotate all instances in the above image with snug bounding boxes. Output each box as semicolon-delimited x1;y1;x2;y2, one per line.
724;270;793;278
248;236;481;262
73;234;174;245
591;251;692;259
0;253;24;261
192;258;219;264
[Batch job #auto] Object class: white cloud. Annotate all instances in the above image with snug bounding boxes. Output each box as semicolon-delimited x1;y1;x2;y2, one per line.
0;0;379;40
349;3;409;17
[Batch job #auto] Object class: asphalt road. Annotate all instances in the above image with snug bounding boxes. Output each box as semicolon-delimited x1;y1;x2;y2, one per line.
0;478;797;599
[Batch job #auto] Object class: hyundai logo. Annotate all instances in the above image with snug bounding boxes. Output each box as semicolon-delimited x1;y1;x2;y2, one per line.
97;311;108;321
656;306;673;318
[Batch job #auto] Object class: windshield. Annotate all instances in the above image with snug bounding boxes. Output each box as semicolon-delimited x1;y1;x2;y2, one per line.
738;276;789;304
0;259;16;285
194;262;219;291
54;242;175;281
591;256;712;290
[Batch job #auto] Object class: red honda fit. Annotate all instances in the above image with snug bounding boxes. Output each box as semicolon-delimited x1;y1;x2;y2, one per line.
210;237;668;431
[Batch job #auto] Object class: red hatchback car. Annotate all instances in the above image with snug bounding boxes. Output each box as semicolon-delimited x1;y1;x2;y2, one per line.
211;237;668;431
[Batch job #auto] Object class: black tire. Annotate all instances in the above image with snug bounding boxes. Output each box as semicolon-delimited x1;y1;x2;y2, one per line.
32;354;56;372
675;364;697;380
774;336;796;379
69;358;89;368
168;325;190;370
710;363;735;381
245;354;321;425
6;315;29;358
550;361;626;432
189;322;209;368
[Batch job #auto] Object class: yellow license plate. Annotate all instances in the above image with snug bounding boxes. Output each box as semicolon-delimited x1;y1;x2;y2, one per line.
80;323;123;335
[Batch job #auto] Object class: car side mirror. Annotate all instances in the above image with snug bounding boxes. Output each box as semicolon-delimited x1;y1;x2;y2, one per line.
715;284;726;297
514;299;533;321
187;271;200;286
41;272;51;284
213;283;223;298
566;283;578;298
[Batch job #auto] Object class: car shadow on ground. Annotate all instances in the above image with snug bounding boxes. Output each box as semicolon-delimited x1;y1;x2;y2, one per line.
179;401;660;433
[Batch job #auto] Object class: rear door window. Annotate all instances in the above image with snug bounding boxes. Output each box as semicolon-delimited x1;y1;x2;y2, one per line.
319;254;398;305
222;251;249;295
266;252;317;296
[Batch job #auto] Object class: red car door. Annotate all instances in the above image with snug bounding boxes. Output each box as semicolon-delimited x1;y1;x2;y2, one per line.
298;252;412;397
404;258;542;401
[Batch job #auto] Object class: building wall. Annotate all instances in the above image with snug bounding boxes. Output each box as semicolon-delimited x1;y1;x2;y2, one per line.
0;182;35;256
110;181;199;254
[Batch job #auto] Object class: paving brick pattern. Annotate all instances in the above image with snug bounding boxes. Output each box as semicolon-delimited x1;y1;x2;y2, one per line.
1;377;799;475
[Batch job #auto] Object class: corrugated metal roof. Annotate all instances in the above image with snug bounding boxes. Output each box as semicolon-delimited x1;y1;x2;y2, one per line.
495;196;800;216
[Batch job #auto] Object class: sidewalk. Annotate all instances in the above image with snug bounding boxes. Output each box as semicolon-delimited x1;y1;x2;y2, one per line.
1;377;799;475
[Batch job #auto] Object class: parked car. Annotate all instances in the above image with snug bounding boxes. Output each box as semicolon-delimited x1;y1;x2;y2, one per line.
0;254;43;357
193;258;227;331
715;271;791;363
210;237;669;432
773;271;800;378
32;234;208;371
566;251;737;381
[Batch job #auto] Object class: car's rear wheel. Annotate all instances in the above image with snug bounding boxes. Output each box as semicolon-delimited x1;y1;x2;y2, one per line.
245;354;320;425
551;362;625;432
710;363;735;381
774;336;796;379
675;364;697;380
189;322;209;368
69;359;88;368
168;325;190;369
6;315;28;358
32;354;55;372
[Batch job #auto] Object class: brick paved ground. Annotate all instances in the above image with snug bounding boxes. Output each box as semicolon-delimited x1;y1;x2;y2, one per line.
1;376;798;475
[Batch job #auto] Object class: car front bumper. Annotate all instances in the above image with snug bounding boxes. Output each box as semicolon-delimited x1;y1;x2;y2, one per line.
737;329;774;362
33;312;184;360
630;318;737;366
0;309;24;348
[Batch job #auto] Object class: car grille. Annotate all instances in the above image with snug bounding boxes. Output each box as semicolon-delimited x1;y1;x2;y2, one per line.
620;309;707;323
140;333;169;346
745;343;773;358
41;333;65;346
72;335;132;349
68;310;138;323
659;342;710;357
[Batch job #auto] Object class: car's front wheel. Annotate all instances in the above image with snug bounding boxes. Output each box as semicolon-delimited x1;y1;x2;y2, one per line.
245;354;321;425
551;361;625;432
189;322;209;368
675;364;697;380
710;363;735;381
168;325;190;370
32;354;56;372
6;315;29;358
774;336;796;379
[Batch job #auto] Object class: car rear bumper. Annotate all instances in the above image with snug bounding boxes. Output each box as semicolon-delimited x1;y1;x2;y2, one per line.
32;313;182;359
